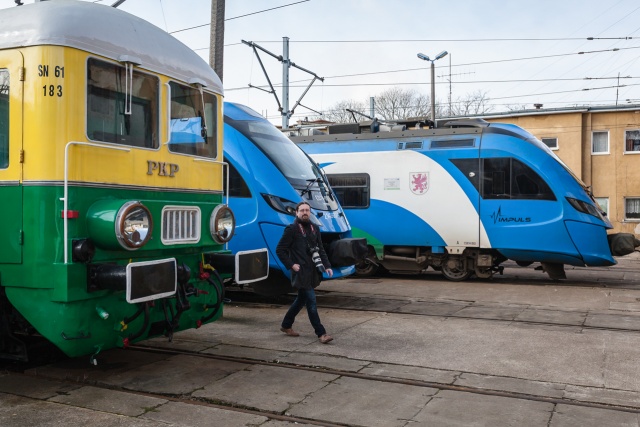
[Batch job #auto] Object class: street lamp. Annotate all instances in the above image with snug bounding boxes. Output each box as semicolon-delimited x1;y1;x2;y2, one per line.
417;50;448;123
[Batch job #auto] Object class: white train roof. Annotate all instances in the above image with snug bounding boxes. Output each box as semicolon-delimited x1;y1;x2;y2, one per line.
0;0;222;94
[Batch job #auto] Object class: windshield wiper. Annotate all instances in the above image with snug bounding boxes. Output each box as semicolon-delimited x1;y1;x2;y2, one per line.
301;177;322;199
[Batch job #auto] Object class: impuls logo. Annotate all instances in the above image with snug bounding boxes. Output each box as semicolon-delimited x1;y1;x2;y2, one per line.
490;206;531;224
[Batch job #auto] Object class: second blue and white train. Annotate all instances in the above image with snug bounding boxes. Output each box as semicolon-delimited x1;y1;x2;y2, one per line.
291;118;630;281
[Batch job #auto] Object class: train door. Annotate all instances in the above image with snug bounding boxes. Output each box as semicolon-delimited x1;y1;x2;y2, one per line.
477;144;558;256
0;50;23;264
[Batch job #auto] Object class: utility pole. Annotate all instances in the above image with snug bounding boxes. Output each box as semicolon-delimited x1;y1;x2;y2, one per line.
209;0;225;81
242;37;324;129
282;37;290;128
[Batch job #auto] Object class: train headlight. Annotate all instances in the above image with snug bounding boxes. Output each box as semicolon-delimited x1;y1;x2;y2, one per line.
87;200;153;251
262;194;297;216
210;205;235;244
566;197;605;221
116;201;153;249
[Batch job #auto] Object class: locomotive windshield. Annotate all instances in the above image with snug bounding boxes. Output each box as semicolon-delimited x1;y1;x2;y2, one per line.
225;116;338;210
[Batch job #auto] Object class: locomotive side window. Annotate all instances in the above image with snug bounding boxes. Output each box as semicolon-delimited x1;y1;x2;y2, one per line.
87;58;159;148
168;82;217;158
482;158;555;201
326;173;370;208
0;69;8;168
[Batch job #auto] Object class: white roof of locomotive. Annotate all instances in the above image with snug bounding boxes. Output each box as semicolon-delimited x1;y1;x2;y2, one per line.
0;0;222;95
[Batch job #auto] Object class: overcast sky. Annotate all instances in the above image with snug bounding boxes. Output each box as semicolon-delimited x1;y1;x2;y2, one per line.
2;0;639;125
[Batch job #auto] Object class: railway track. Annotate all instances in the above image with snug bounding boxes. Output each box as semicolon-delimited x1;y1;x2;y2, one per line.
12;342;640;427
224;289;640;335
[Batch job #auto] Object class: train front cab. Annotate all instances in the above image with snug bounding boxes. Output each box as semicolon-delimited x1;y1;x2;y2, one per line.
222;102;363;295
450;124;616;277
0;2;268;361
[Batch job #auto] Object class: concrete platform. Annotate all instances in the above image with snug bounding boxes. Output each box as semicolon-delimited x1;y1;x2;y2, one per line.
4;256;640;426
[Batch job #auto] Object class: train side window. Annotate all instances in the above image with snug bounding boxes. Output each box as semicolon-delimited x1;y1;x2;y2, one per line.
450;158;479;192
168;82;217;158
326;173;370;208
481;158;555;201
511;159;555;200
223;162;251;198
482;158;510;199
0;69;8;169
86;58;159;148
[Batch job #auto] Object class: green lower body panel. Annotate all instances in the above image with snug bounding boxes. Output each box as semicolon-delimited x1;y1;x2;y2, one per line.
5;278;223;358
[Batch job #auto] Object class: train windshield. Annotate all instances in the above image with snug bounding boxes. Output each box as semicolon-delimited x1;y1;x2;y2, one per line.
225;116;338;210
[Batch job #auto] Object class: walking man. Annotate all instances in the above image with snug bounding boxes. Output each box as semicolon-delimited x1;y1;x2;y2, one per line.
277;201;334;343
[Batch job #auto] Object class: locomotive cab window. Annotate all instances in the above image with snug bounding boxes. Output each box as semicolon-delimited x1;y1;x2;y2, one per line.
168;82;217;158
326;173;370;208
87;58;159;148
0;69;8;168
482;158;555;201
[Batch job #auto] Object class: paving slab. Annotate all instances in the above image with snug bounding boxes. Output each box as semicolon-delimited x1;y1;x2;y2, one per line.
0;392;158;427
140;400;269;427
397;300;469;316
192;364;339;413
515;308;587;325
288;376;437;427
279;351;369;372
563;384;640;409
48;385;166;417
585;312;640;330
202;343;290;362
359;362;458;384
26;348;171;383
0;373;79;400
100;354;248;395
549;403;640;427
412;389;554;426
455;373;565;399
454;304;527;320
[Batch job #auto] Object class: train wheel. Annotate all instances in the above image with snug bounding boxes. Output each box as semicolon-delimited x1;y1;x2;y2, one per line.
355;246;379;277
441;257;472;281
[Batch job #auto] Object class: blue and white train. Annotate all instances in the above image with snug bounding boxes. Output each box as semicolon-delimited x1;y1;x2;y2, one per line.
292;119;628;281
223;103;365;294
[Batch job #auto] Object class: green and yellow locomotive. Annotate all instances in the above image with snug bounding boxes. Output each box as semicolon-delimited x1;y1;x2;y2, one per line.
0;1;266;361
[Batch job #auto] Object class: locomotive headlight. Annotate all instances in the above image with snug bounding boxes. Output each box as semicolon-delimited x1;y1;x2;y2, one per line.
116;201;153;249
210;205;235;244
87;200;153;251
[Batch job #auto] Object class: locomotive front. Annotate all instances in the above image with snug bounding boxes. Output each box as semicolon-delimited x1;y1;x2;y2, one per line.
0;2;266;361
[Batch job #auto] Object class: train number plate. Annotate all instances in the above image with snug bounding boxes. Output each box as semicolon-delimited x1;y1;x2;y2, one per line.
126;258;177;303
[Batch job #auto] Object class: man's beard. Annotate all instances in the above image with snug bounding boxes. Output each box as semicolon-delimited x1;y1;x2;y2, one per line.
299;215;310;223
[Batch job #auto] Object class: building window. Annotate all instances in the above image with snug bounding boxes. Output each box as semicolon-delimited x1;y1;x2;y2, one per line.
541;137;558;150
326;173;370;208
591;131;609;154
625;130;640;153
87;58;159;148
594;197;609;217
625;198;640;220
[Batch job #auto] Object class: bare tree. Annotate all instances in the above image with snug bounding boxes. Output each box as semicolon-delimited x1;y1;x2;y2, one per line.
375;87;430;121
311;99;367;123
504;103;528;112
451;90;493;116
